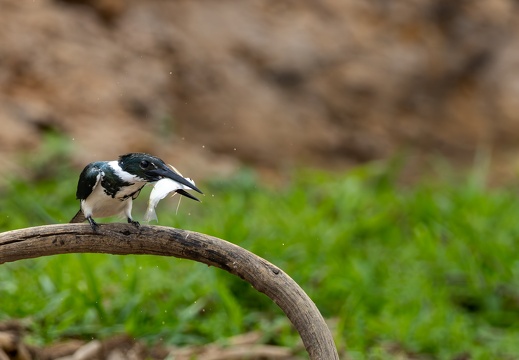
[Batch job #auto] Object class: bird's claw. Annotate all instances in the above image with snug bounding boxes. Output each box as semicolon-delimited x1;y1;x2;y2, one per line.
87;217;99;232
128;218;140;228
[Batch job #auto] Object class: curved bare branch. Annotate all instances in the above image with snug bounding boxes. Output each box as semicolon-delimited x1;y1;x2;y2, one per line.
0;224;339;360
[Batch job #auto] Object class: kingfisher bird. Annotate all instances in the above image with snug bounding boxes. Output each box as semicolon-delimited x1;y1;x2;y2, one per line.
70;153;202;231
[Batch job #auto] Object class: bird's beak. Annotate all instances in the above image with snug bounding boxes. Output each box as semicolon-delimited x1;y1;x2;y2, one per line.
150;167;203;194
176;189;201;202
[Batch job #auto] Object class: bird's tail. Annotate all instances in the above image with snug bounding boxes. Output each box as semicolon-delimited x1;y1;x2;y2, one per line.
70;210;86;223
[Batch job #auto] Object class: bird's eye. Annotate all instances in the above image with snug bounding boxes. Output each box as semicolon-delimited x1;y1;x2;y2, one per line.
140;160;150;169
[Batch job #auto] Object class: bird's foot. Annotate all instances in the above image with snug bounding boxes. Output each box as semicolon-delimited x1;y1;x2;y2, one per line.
87;217;99;232
128;218;140;228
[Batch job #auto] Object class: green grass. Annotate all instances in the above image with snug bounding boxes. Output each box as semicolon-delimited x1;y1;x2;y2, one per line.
2;155;519;359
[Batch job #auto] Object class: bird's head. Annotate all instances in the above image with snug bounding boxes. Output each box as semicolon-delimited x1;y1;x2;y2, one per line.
118;153;203;198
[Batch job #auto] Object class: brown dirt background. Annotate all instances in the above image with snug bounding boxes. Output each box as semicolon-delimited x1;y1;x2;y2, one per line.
2;2;518;358
1;0;519;181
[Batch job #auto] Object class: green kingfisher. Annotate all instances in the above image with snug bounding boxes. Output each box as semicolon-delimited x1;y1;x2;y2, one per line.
70;153;202;231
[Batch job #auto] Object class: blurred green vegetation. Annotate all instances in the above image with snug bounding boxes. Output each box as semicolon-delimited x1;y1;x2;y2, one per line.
1;140;519;359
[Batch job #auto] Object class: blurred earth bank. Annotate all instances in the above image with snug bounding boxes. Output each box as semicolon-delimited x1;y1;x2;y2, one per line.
0;0;518;181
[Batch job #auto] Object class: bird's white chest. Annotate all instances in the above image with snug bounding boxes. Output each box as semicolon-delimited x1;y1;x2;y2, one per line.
81;181;145;218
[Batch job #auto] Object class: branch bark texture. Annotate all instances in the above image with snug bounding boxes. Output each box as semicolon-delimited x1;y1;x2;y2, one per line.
0;224;339;360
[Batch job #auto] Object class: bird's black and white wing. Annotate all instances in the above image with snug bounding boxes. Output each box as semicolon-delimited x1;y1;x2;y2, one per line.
76;162;104;200
70;162;104;223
